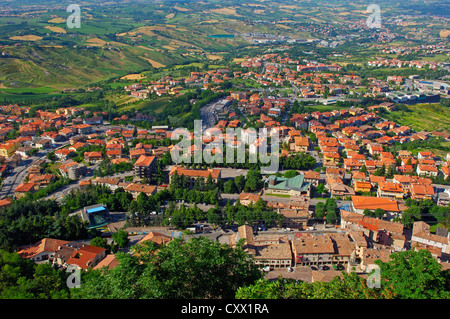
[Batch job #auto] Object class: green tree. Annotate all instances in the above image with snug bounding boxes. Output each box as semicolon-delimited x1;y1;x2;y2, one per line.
74;237;263;299
315;202;325;220
223;179;238;193
90;237;108;249
375;249;450;299
283;170;298;178
137;237;263;299
206;207;221;226
112;229;129;248
71;252;144;299
244;169;264;192
374;208;385;219
234;175;246;193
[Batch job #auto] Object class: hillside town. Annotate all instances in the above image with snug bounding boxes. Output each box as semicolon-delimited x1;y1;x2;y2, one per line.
2;67;450;283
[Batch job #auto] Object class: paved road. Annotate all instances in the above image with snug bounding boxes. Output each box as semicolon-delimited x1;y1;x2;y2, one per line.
0;141;69;199
199;98;222;131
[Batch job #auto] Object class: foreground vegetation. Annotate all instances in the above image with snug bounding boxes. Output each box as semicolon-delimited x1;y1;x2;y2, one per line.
0;239;448;299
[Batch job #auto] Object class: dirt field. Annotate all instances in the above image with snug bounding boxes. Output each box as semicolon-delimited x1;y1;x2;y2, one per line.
440;30;450;38
142;57;166;68
45;25;67;33
48;17;66;23
120;74;144;80
86;37;107;46
210;7;242;17
9;35;42;41
207;54;223;60
174;5;190;12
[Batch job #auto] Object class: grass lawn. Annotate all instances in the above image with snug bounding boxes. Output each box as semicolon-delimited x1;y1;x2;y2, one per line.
119;96;171;113
264;193;291;198
385;103;450;133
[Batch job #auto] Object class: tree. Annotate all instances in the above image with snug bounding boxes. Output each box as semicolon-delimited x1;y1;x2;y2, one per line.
401;206;421;228
0;250;69;299
74;237;263;299
374;249;450;299
244;169;264;192
374;208;385;219
90;237;108;249
137;237;263;299
315;202;325;220
234;175;246;193
112;229;129;248
236;272;379;299
223;179;238;193
326;210;337;225
363;209;374;217
71;252;144;299
206;207;221;226
325;198;338;214
283;170;298;178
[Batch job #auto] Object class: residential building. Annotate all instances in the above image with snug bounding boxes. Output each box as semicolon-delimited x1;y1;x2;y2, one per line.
168;166;221;187
14;182;39;199
124;183;157;199
35;138;52;149
17;238;69;262
252;242;293;270
0;141;19;158
292;235;335;267
92;177;121;191
437;188;450;207
340;210;405;250
410;183;435;201
294;136;310;152
416;164;438;177
84;151;103;164
55;148;75;161
66;244;107;270
351;195;402;220
231;225;293;270
377;181;405;199
93;254;119;271
238;192;261;206
279;208;309;229
411;221;449;257
299;170;323;187
59;160;87;180
134;155;157;179
354;181;372;193
137;232;173;246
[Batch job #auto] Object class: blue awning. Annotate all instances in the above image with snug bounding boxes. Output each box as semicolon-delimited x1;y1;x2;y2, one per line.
86;206;107;214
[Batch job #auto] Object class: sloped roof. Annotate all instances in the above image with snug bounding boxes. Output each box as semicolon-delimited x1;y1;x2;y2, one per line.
134;155;156;167
137;232;173;246
351;196;400;212
265;174;310;192
17;238;69;259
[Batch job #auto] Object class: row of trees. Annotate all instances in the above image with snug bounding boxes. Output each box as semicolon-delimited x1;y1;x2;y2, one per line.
400;198;450;228
314;198;340;225
0;198;89;251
